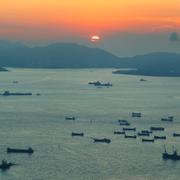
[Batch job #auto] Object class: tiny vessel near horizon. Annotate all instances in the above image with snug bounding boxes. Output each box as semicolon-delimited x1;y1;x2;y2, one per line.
154;136;166;140
71;132;84;137
137;132;150;136
132;112;141;117
124;134;137;139
161;116;174;122
119;122;130;126
92;138;111;144
2;91;32;96
142;138;154;142
118;120;128;123
7;147;34;154
141;130;152;134
150;127;164;131
88;81;112;87
123;127;136;131
65;116;76;120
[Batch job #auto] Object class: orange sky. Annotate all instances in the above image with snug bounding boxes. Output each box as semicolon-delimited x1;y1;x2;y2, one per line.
0;0;180;40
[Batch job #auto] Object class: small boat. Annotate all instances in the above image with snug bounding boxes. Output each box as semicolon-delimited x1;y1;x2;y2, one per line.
132;112;141;117
65;116;76;120
140;78;147;82
162;146;180;160
88;81;112;87
71;132;84;137
92;138;111;144
123;127;136;131
114;131;125;135
154;136;166;140
142;138;154;142
141;130;152;134
119;122;130;126
150;127;164;131
137;132;150;136
0;160;16;170
161;116;174;122
124;135;137;139
173;133;180;137
7;147;34;154
2;91;32;96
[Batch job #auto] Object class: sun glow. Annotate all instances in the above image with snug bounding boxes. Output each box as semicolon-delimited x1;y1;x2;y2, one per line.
91;35;100;42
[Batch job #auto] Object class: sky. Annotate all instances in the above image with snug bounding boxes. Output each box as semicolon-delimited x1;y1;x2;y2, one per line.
0;0;180;56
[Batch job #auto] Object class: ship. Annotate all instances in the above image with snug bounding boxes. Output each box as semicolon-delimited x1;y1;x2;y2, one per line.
2;91;32;96
150;127;164;131
161;116;174;122
124;134;137;139
142;138;154;142
132;112;141;117
88;81;112;87
173;133;180;137
154;136;166;140
7;147;34;154
118;120;128;123
0;160;16;170
141;130;152;134
162;146;180;160
119;122;130;126
71;132;84;137
123;127;136;131
65;116;76;120
137;132;150;136
92;138;111;143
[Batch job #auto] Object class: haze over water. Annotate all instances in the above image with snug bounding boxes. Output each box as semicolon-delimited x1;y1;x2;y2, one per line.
0;68;180;180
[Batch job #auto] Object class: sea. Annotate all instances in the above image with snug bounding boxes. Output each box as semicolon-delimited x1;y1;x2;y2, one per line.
0;68;180;180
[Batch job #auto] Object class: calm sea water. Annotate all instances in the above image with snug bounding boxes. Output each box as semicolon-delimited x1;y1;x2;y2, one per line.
0;68;180;180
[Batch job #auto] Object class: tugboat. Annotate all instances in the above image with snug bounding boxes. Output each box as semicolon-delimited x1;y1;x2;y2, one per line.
0;160;16;170
65;116;76;120
7;147;34;154
92;138;111;144
162;146;180;160
71;132;84;137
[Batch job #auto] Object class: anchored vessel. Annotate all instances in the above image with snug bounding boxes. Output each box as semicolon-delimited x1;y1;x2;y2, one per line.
65;116;76;120
150;127;164;131
0;160;16;170
7;147;34;154
161;116;174;122
124;134;137;139
88;81;112;87
2;91;32;96
71;132;84;136
92;138;111;143
142;138;154;142
162;146;180;160
137;132;150;136
132;112;141;117
123;127;136;131
173;133;180;137
154;136;166;140
119;122;130;126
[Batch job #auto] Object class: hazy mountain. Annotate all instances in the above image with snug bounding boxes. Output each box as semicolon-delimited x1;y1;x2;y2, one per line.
114;52;180;76
0;41;125;68
0;40;180;76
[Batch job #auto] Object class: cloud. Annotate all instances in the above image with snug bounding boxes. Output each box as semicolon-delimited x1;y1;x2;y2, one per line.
169;32;179;42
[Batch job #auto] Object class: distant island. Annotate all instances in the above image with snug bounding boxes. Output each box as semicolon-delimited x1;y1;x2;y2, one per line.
0;40;180;76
